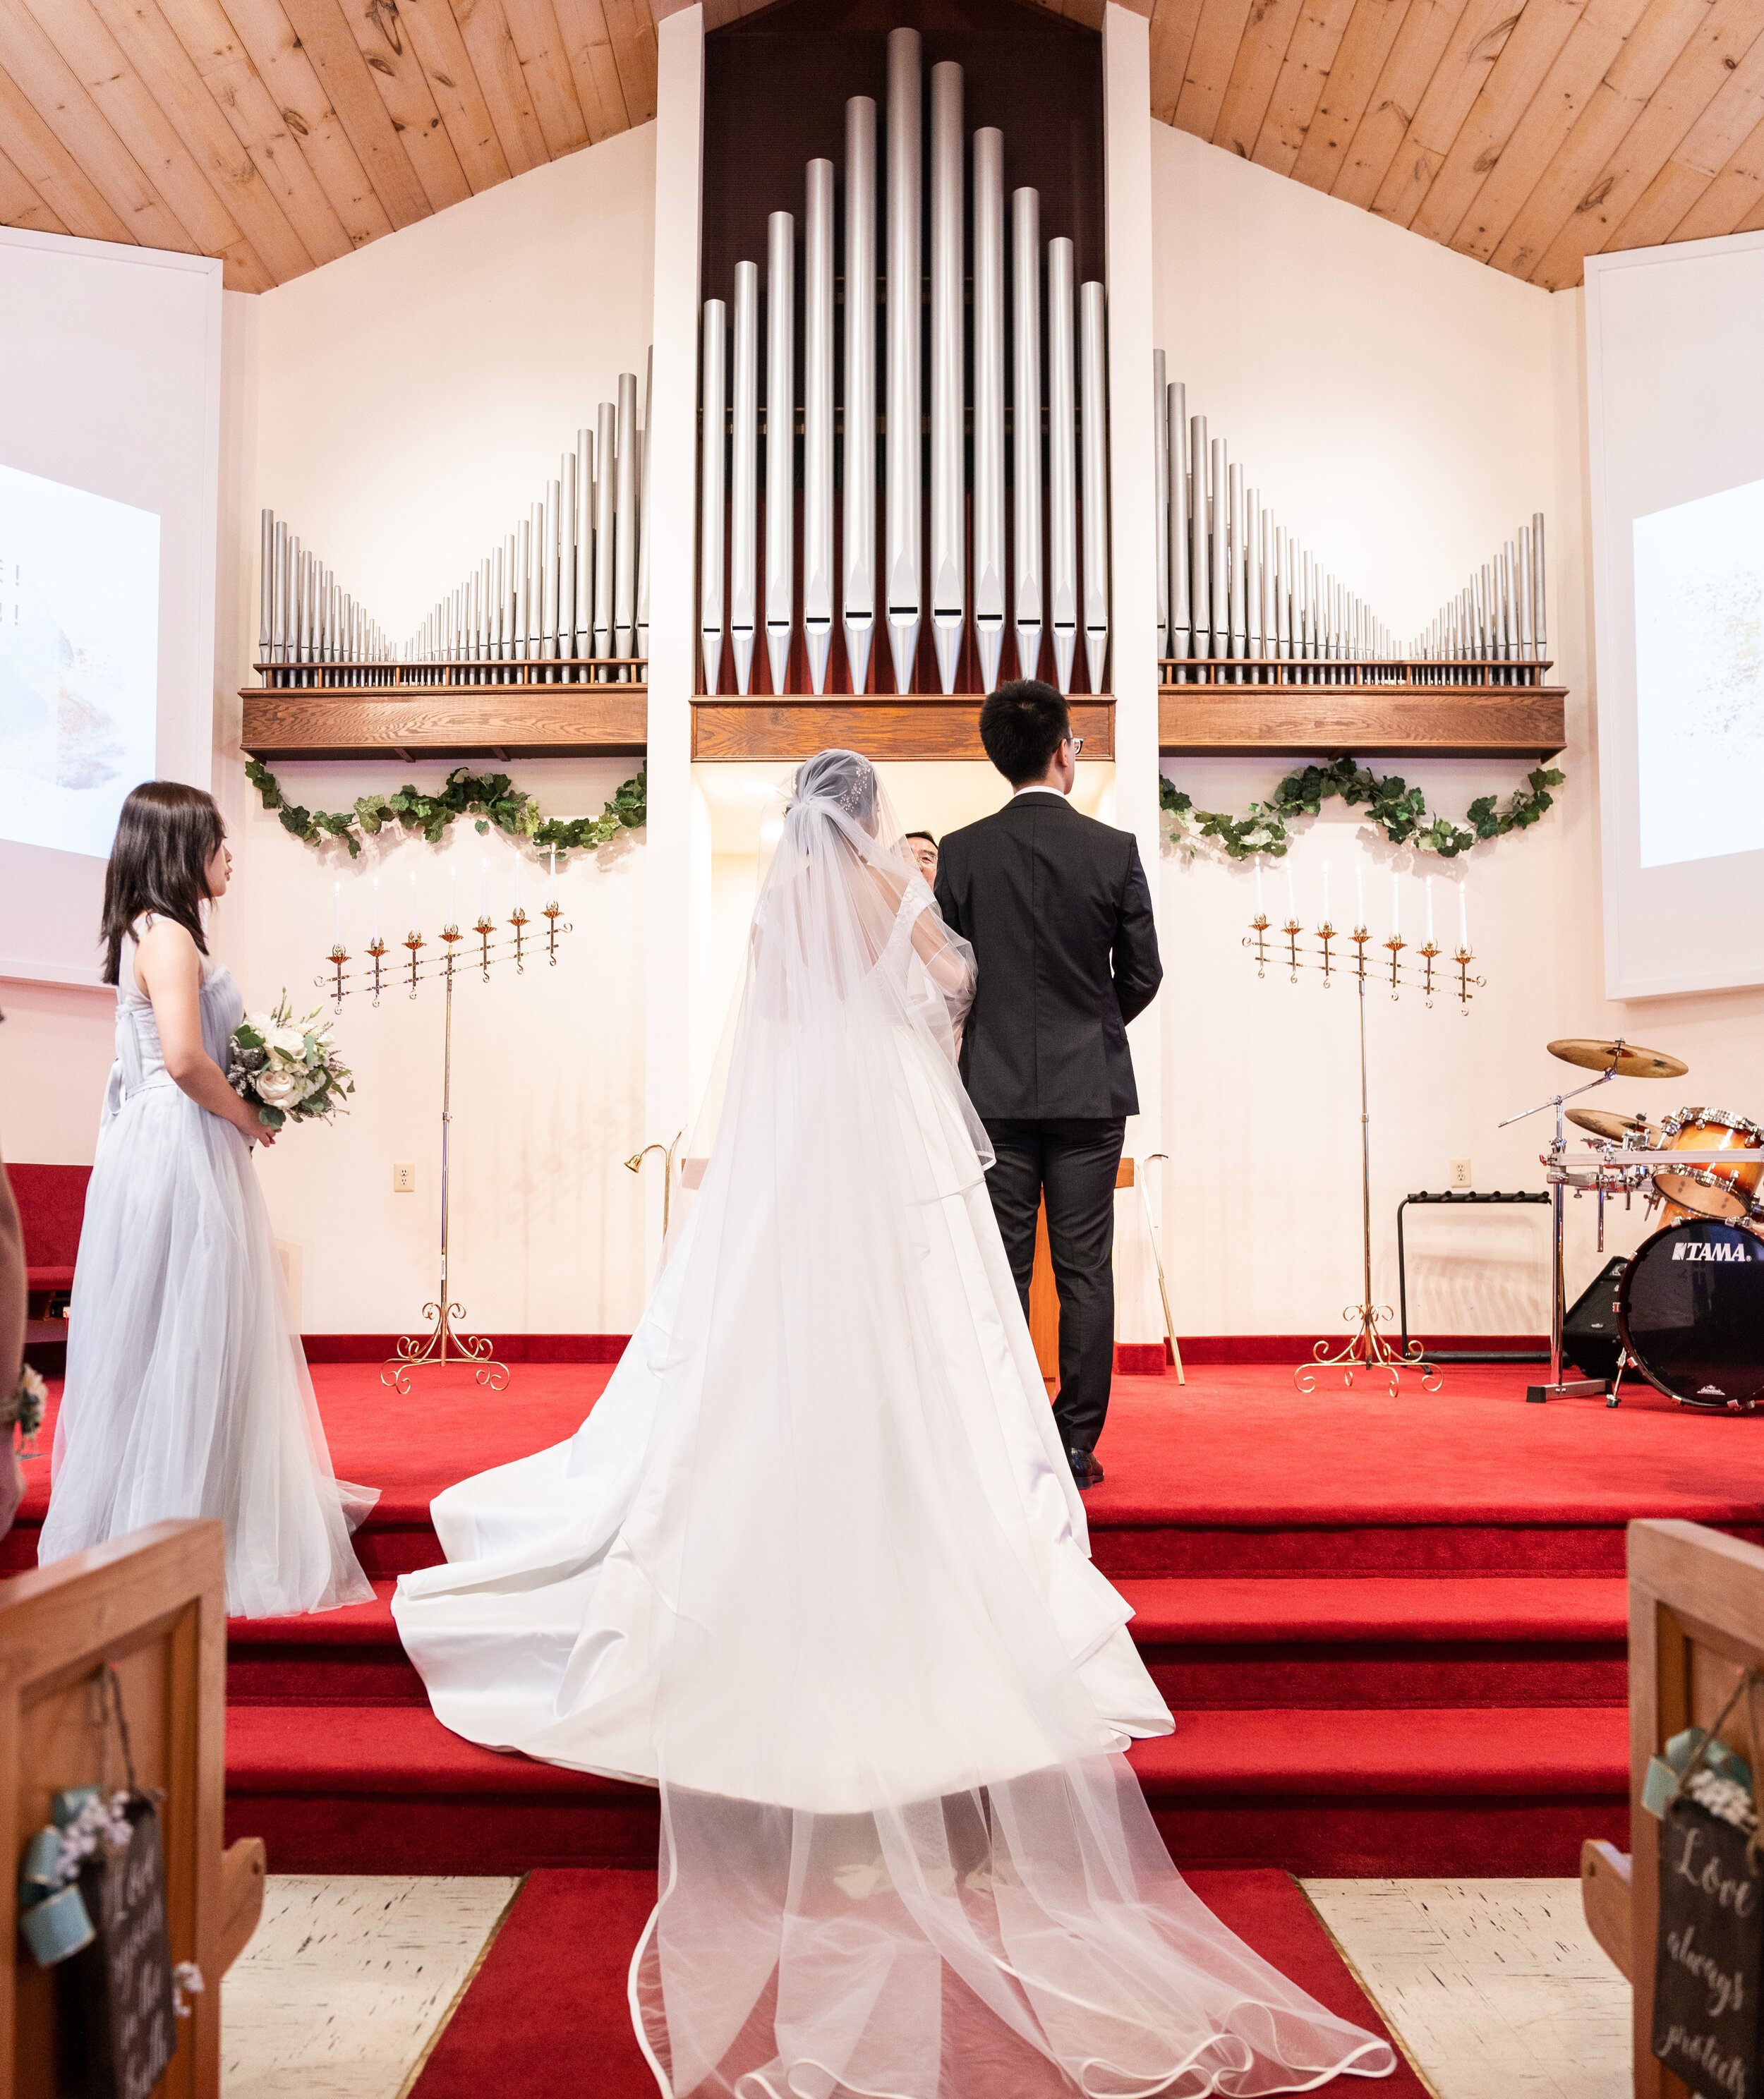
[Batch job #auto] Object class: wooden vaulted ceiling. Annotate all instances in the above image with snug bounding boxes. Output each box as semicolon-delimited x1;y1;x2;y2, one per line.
0;0;1758;291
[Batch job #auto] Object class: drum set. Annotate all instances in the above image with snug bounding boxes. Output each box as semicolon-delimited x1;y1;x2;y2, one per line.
1504;1038;1764;1411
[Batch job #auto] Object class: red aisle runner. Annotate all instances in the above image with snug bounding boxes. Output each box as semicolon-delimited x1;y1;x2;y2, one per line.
409;1867;1428;2099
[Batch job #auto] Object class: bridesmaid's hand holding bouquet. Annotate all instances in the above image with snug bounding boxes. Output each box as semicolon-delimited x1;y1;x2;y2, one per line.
228;995;354;1132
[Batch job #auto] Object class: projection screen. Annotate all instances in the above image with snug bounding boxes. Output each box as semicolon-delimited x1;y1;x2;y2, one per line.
1585;229;1764;998
0;229;222;988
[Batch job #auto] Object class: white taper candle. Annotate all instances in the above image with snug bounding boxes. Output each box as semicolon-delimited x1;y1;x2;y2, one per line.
1458;881;1469;951
1391;872;1399;938
333;881;340;945
373;875;380;942
1426;875;1434;942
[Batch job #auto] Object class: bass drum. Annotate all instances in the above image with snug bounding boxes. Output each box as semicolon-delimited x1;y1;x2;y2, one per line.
1617;1218;1764;1409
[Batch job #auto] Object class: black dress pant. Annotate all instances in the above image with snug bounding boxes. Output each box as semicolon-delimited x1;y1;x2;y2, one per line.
983;1117;1125;1458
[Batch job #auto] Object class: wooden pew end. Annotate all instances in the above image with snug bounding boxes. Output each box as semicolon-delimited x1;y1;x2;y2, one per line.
1581;1838;1633;1980
219;1837;268;1976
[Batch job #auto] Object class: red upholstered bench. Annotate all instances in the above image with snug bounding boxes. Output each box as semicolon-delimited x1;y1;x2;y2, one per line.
6;1161;90;1291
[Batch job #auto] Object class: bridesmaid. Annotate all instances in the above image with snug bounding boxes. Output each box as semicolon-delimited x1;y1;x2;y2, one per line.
40;782;375;1616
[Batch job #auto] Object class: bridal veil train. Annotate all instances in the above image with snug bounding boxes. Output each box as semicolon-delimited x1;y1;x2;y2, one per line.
392;753;1394;2097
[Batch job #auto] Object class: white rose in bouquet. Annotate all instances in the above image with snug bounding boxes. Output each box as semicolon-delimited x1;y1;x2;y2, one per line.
254;1067;307;1111
268;1025;309;1060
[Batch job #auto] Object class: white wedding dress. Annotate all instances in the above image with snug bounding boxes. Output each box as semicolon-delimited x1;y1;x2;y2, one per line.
394;756;1392;2098
41;919;375;1618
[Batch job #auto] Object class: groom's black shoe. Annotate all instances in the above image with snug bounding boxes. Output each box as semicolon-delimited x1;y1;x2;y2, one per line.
1068;1447;1104;1490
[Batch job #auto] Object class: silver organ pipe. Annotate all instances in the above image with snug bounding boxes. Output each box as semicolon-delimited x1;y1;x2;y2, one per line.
1208;437;1227;659
972;128;1005;694
842;96;877;695
803;160;835;696
1531;512;1547;663
593;401;617;671
1167;382;1189;665
885;25;922;694
764;210;795;695
1227;463;1245;665
637;347;653;664
545;476;562;676
1079;279;1108;692
517;514;532;670
1011;187;1042;684
258;509;273;667
700;300;727;691
574;430;592;666
1046;236;1077;695
1152;353;1168;658
730;260;759;696
929;60;965;696
615;371;639;672
1190;416;1209;659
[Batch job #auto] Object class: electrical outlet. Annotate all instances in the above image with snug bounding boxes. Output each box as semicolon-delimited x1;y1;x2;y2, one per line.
1449;1158;1473;1190
392;1162;416;1194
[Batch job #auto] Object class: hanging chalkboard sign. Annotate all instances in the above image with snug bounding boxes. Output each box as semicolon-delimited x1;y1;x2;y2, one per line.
56;1790;176;2099
1653;1796;1764;2097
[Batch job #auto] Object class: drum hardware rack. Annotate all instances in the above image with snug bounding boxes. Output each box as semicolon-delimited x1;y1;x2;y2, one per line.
1242;912;1484;1399
1394;1192;1551;1366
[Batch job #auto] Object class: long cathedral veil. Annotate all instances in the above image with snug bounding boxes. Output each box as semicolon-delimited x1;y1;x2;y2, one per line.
623;751;1394;2098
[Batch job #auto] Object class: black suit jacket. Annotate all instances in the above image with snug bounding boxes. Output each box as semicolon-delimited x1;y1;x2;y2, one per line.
934;792;1163;1120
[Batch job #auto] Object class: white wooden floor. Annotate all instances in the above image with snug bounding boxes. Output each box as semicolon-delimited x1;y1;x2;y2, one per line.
219;1874;1631;2099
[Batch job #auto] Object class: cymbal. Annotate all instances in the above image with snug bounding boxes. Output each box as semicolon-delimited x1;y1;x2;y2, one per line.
1568;1108;1655;1142
1547;1037;1689;1079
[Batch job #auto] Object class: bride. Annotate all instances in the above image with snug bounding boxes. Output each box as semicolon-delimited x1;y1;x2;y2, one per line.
393;751;1392;2097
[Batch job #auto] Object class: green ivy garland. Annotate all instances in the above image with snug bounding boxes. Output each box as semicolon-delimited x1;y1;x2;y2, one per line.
244;758;646;862
1159;756;1565;861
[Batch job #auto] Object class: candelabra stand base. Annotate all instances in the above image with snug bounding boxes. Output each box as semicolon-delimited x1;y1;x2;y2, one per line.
381;1298;509;1396
1296;1303;1443;1400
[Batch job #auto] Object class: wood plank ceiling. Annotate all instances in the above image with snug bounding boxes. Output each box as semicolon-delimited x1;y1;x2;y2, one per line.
0;0;1757;291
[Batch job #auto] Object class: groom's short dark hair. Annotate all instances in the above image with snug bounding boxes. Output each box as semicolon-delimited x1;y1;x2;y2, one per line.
979;682;1070;786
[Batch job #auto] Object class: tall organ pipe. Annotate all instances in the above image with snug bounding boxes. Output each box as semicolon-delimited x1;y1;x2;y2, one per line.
559;454;576;677
842;97;877;694
1153;353;1168;658
1227;463;1245;666
730;261;759;696
1168;384;1190;665
593;401;616;673
1079;280;1108;692
1189;416;1209;659
803;162;835;695
1011;188;1042;683
637;347;653;667
1046;236;1077;694
574;432;592;667
618;392;637;669
972;128;1005;694
929;61;965;695
886;26;922;693
764;211;795;694
700;300;727;690
258;510;273;668
1531;512;1547;663
1209;440;1228;663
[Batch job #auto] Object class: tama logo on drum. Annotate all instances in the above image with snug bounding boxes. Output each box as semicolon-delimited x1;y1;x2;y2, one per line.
1672;1240;1753;1262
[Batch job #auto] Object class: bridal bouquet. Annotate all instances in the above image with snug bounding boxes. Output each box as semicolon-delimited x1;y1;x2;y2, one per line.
228;994;354;1131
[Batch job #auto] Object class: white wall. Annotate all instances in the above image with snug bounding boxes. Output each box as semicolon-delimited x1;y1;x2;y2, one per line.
4;129;659;1338
1151;125;1764;1338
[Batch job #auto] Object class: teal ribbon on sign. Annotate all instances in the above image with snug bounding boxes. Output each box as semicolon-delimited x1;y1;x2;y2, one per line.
1643;1722;1757;1820
16;1796;104;1968
18;1883;95;1966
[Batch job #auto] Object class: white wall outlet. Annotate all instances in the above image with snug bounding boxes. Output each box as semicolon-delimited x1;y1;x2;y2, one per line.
393;1162;416;1194
1449;1158;1473;1190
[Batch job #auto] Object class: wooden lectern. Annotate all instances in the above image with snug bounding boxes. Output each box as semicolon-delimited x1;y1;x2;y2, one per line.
1027;1157;1137;1387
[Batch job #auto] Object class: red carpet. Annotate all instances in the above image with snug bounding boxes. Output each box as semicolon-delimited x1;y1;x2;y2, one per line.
408;1868;1430;2099
22;1357;1746;1875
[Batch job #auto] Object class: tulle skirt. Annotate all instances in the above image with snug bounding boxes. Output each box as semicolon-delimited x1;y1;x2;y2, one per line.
41;1074;375;1617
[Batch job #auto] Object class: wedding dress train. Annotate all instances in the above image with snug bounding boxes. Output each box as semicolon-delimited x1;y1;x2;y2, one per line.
394;756;1392;2097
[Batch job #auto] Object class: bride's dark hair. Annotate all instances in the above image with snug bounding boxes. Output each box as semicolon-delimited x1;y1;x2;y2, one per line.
99;781;226;985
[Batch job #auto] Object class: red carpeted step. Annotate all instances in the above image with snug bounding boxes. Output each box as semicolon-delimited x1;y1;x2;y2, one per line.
222;1699;1629;1879
1118;1575;1629;1707
228;1582;425;1704
406;1867;1432;2099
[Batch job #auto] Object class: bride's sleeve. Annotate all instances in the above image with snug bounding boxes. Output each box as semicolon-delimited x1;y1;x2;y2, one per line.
900;888;977;1029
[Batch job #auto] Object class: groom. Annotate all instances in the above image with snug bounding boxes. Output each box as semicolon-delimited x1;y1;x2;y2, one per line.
935;682;1164;1490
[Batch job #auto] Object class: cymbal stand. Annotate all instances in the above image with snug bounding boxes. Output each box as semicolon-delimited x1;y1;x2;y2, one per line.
1498;1048;1626;1403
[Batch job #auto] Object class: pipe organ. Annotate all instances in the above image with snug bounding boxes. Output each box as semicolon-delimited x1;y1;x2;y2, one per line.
257;368;651;689
1154;364;1549;689
699;26;1111;701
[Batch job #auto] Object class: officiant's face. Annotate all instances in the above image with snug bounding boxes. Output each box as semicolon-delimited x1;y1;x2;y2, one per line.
910;837;938;881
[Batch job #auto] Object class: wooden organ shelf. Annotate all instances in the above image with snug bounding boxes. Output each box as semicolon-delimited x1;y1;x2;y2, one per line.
689;696;1115;763
240;660;648;762
1159;657;1567;760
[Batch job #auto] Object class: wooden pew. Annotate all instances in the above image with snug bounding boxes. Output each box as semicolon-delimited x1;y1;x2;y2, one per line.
1581;1517;1764;2099
1;1520;265;2099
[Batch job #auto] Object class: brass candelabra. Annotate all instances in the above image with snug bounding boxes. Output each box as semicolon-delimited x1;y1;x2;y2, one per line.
318;901;573;1393
1241;912;1485;1397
